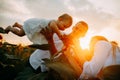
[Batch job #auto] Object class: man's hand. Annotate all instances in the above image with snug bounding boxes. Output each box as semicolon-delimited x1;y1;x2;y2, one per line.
40;27;53;41
61;34;74;47
40;27;57;54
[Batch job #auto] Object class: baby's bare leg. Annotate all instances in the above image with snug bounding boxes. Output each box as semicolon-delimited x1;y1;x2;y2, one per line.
11;27;25;36
5;26;12;33
5;26;25;36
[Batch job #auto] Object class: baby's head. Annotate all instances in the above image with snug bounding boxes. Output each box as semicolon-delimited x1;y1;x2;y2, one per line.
58;13;72;30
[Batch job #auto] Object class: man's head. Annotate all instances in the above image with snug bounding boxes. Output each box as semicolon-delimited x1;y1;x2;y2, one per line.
72;21;88;38
58;13;72;30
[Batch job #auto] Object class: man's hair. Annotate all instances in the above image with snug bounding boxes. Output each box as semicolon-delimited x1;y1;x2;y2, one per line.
79;21;88;30
79;21;88;27
74;21;88;33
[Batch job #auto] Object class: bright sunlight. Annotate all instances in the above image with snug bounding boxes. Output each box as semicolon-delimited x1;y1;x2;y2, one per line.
79;30;94;50
79;37;90;50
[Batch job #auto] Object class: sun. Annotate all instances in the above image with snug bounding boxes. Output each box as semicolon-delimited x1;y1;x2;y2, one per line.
79;31;93;50
80;37;90;49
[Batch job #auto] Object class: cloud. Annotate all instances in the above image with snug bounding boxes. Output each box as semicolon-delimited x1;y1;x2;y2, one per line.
62;0;120;44
0;0;120;44
63;0;120;33
0;0;33;26
99;27;120;42
23;0;70;18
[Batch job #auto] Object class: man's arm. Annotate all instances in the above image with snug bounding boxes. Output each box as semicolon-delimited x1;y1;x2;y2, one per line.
40;27;57;55
47;38;57;55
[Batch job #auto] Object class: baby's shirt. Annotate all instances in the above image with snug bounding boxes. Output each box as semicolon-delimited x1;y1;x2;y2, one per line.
23;18;52;44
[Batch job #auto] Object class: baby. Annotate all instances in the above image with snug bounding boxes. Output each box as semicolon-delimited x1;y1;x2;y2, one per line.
5;13;72;45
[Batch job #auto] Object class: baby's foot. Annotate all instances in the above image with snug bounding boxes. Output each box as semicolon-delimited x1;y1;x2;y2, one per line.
5;26;11;34
13;22;20;27
0;27;6;33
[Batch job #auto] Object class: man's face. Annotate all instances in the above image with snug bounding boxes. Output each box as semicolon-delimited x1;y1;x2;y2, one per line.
72;23;87;38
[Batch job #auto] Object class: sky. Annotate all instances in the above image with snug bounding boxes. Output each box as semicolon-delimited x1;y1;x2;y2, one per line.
0;0;120;47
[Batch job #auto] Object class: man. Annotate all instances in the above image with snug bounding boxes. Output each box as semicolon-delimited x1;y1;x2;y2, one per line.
26;22;87;80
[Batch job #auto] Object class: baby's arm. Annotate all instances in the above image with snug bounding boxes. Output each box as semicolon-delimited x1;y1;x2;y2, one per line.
50;21;63;39
12;27;25;36
12;22;25;36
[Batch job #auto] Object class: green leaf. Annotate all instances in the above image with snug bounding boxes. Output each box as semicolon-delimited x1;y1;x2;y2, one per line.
45;60;77;80
0;27;6;34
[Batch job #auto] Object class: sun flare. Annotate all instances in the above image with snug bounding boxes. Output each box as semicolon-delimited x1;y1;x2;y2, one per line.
79;31;93;50
80;37;90;50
